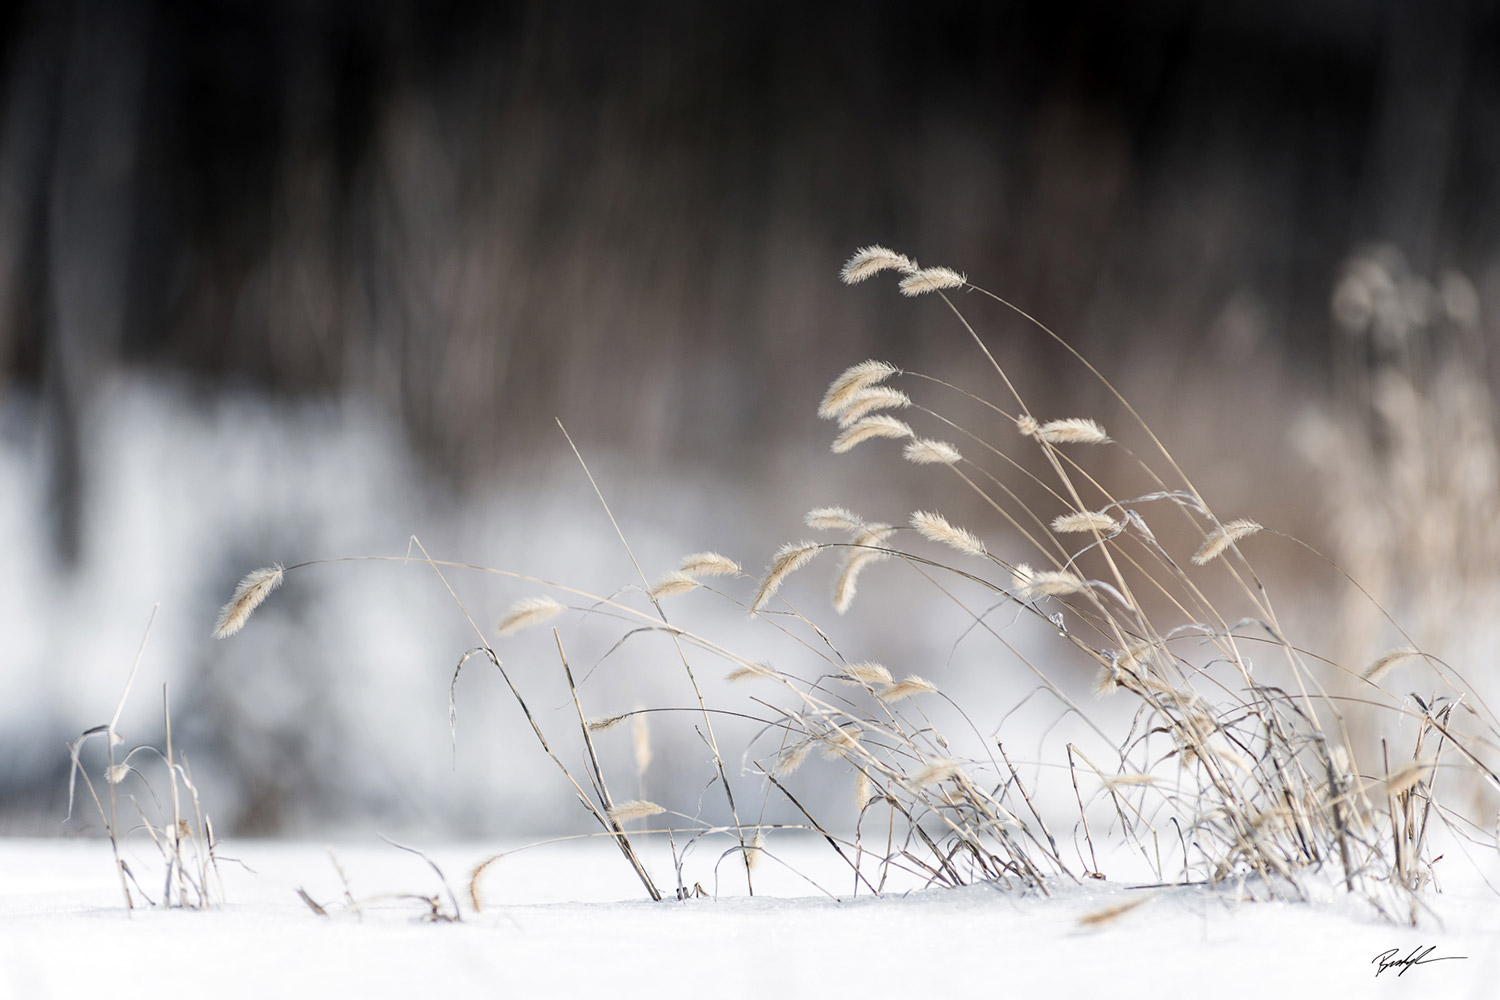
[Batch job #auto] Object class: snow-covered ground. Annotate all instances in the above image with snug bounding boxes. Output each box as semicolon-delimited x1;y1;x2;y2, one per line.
3;835;1497;999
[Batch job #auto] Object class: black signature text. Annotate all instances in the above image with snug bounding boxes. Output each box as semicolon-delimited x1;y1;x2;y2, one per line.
1372;946;1466;977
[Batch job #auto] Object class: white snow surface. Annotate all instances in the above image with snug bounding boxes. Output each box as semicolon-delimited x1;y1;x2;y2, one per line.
3;836;1498;999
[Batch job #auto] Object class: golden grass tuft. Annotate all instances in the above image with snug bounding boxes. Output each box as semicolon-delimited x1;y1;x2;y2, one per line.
819;360;900;420
497;595;566;636
911;510;986;557
838;386;912;425
898;266;967;297
832;414;914;453
678;551;742;577
648;571;701;601
840;245;917;285
212;565;284;638
1051;511;1119;534
840;661;894;686
904;438;962;465
911;759;963;787
1020;570;1085;599
1030;417;1111;445
632;708;652;777
805;506;866;532
726;662;776;683
1191;518;1263;565
879;675;939;702
751;541;823;612
606;800;666;824
1363;648;1422;684
772;742;813;778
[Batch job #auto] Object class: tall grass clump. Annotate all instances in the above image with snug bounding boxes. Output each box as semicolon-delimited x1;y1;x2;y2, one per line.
69;609;225;911
212;246;1499;922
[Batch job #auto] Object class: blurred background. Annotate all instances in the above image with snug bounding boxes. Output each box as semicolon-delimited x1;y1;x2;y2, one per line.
2;0;1498;839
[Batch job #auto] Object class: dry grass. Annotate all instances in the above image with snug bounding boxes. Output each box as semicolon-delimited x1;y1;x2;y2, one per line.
206;245;1500;924
69;608;225;911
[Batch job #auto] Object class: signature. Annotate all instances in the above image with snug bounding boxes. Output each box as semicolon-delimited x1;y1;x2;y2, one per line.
1372;946;1467;977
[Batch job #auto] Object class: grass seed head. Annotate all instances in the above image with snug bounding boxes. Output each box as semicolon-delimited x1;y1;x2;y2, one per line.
1033;418;1111;445
904;438;963;465
840;661;894;686
1191;518;1263;565
1362;648;1422;684
633;709;652;776
837;386;912;425
678;551;742;577
911;759;964;787
772;742;813;778
648;571;701;601
1383;761;1433;797
840;245;917;285
805;506;866;532
212;565;285;638
1051;511;1119;534
832;414;914;453
898;266;967;296
726;662;776;683
751;541;823;612
879;675;939;702
818;360;900;420
910;510;986;557
497;595;565;636
607;800;665;824
1020;570;1085;600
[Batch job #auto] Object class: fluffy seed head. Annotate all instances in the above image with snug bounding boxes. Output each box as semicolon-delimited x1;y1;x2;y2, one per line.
1051;511;1119;534
1033;418;1111;445
1020;570;1085;600
898;266;967;296
837;386;912;426
840;245;917;284
586;713;630;733
805;506;866;532
632;709;652;776
747;829;766;871
1010;563;1035;594
772;743;813;778
751;541;823;613
1362;648;1422;684
911;759;964;788
856;770;874;810
606;800;665;824
840;661;894;686
1016;414;1040;437
832;524;894;613
106;764;131;785
1102;773;1158;789
821;724;864;759
678;552;742;577
648;571;701;601
879;675;939;702
1191;519;1263;565
497;595;565;636
818;360;900;420
832;415;914;453
212;565;285;638
1383;761;1433;797
904;439;962;465
910;510;986;557
726;661;776;683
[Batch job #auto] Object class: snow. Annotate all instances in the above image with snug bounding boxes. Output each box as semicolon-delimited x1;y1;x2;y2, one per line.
3;836;1498;999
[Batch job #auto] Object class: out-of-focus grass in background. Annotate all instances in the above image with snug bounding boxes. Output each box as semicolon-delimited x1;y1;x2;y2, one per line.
2;1;1497;836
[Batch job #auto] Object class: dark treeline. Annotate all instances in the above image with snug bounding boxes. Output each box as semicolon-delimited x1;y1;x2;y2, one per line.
2;0;1498;560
